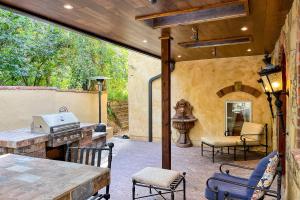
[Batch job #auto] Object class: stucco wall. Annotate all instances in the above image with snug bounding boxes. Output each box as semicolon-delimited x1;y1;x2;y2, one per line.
128;52;272;147
0;87;107;131
128;51;162;141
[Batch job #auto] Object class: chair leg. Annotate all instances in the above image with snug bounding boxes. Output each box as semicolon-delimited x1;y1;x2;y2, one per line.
265;145;268;156
221;147;223;155
149;185;152;194
201;142;204;156
214;186;219;200
227;147;230;154
103;185;110;200
183;176;186;200
171;191;175;200
233;146;236;161
277;166;282;200
132;181;136;200
243;139;247;161
212;146;215;163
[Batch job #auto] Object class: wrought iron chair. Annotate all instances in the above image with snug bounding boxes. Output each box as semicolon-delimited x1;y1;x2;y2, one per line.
205;151;282;200
66;142;114;200
201;123;268;163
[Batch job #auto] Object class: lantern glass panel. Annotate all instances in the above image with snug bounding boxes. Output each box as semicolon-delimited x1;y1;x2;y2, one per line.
261;75;272;93
258;79;266;93
268;71;282;92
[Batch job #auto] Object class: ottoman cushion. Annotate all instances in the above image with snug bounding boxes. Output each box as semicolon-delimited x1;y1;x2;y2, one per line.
132;167;181;188
201;136;240;146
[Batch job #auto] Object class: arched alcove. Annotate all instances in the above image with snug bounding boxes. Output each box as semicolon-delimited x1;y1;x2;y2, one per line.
216;81;261;98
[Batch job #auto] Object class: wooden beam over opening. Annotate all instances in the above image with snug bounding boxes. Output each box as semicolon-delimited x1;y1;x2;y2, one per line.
178;36;252;48
160;28;172;169
136;0;249;29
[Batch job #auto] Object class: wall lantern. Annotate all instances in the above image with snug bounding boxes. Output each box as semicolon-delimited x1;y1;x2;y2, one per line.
258;54;283;93
257;79;274;118
258;53;287;131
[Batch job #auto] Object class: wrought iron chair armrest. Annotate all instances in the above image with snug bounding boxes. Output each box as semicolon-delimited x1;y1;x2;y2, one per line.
240;134;262;141
206;177;278;195
224;130;229;136
219;163;255;174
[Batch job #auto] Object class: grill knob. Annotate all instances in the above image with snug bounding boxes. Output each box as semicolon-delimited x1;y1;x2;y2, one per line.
70;135;74;139
64;137;68;141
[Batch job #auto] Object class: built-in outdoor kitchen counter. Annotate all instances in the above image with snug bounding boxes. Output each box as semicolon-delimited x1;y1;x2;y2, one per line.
0;123;107;159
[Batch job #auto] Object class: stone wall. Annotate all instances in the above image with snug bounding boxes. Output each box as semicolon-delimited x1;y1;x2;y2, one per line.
0;86;107;131
272;0;300;199
128;51;272;147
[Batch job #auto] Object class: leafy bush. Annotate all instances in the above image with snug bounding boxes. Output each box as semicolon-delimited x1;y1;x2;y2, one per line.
0;9;128;101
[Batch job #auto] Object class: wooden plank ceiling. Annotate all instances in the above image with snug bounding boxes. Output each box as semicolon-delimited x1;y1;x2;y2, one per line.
0;0;293;61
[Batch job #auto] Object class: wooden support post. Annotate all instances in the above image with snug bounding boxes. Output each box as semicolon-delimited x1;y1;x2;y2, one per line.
160;28;172;169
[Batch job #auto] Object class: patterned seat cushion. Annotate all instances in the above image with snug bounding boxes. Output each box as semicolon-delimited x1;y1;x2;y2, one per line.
247;151;278;197
251;152;279;200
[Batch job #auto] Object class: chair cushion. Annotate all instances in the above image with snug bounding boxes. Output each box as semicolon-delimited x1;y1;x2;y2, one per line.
246;151;278;197
205;173;249;200
201;136;240;146
132;167;180;188
251;152;279;200
241;122;264;141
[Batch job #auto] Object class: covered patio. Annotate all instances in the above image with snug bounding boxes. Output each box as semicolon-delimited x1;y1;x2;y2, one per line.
0;0;300;199
108;137;260;200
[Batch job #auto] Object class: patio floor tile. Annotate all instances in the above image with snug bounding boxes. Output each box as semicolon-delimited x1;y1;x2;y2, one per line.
105;138;265;200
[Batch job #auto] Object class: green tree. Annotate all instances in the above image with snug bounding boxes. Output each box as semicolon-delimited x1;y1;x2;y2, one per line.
0;9;128;101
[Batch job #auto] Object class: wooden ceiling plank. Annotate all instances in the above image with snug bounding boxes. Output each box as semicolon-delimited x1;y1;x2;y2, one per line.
151;4;247;29
178;36;252;48
0;0;292;61
136;0;247;21
136;0;249;29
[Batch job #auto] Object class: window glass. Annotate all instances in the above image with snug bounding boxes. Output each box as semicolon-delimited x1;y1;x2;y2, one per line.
225;101;252;136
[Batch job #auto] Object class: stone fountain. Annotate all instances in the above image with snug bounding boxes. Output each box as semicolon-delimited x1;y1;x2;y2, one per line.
172;99;197;148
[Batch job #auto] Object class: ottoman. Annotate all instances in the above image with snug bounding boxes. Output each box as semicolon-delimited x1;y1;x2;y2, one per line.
132;167;186;200
201;136;240;163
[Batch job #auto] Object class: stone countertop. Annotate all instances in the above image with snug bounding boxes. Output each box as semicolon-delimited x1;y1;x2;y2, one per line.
0;154;109;200
0;128;48;149
80;122;97;130
0;123;97;149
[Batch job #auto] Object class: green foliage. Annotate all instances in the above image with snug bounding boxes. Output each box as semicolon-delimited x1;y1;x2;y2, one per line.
0;9;128;101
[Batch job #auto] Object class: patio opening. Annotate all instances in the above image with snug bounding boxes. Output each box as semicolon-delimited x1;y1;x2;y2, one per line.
0;0;299;200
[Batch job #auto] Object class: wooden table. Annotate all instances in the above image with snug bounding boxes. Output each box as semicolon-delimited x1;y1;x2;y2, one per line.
0;154;110;200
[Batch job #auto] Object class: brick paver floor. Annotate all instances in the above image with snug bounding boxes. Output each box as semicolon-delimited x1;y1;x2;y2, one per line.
105;137;273;200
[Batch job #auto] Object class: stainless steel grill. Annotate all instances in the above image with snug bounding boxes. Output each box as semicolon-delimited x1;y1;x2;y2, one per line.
31;112;82;147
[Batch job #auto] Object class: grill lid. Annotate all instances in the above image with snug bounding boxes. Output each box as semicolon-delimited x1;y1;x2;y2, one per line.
31;112;80;134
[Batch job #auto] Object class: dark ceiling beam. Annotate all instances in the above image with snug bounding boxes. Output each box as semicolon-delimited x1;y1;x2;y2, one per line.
178;36;252;48
136;0;249;29
0;2;161;60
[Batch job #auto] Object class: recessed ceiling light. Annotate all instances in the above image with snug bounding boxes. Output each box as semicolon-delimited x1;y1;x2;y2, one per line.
143;39;148;43
177;55;182;58
64;4;73;10
241;26;248;31
247;48;252;52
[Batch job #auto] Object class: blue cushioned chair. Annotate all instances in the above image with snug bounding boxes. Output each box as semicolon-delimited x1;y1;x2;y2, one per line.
205;152;282;200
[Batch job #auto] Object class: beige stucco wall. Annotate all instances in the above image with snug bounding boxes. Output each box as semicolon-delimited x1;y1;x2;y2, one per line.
128;51;162;141
0;87;107;131
128;52;272;147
